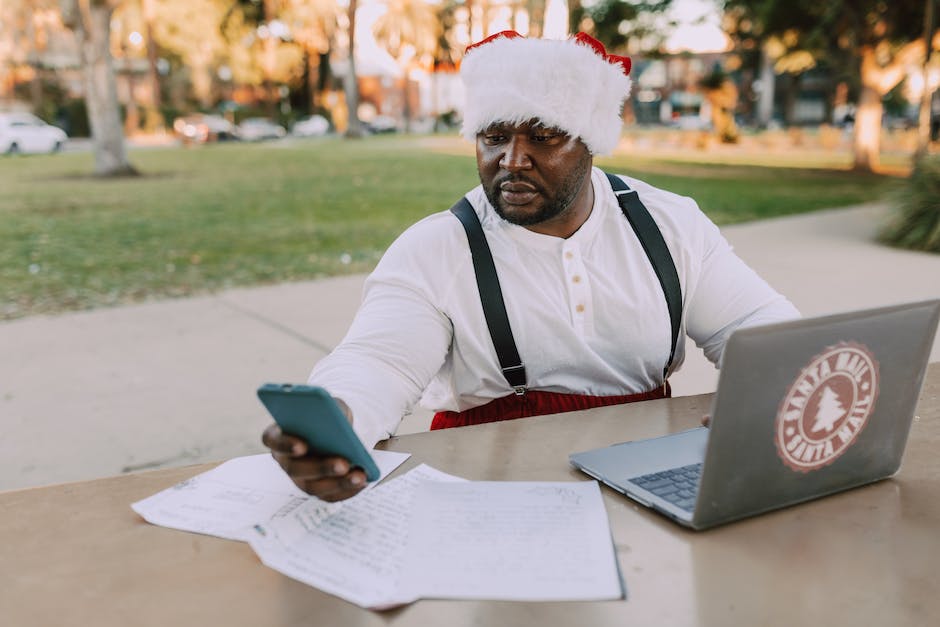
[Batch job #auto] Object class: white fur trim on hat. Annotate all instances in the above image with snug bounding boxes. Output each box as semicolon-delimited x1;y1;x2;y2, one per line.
460;35;632;155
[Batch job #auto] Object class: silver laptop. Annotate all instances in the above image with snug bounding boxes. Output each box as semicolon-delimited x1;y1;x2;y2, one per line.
570;300;940;530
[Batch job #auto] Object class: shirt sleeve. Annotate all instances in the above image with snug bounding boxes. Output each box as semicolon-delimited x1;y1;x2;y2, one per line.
680;204;800;367
308;216;459;449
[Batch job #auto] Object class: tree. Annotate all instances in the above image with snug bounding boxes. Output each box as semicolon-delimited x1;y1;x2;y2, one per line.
701;64;740;142
139;0;162;113
722;0;936;172
59;0;137;176
281;0;341;113
9;1;63;110
916;0;937;159
571;0;674;53
153;0;231;108
343;0;365;137
372;0;441;130
811;386;846;433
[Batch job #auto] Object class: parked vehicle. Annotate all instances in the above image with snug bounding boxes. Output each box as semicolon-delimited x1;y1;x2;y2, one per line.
173;114;238;144
237;117;286;141
365;115;398;134
290;114;330;137
0;112;68;154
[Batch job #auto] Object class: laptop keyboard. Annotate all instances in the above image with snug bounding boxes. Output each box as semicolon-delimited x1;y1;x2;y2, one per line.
629;463;702;512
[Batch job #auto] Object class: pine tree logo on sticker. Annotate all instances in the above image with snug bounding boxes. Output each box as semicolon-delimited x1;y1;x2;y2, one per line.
775;342;880;472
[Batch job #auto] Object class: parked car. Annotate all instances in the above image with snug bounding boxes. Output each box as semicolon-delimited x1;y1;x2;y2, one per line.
237;117;286;141
0;112;68;154
173;114;238;144
365;114;398;134
173;113;237;143
290;114;330;137
670;113;710;131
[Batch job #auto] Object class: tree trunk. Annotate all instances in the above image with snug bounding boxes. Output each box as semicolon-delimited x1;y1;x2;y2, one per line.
781;73;800;127
344;0;364;138
262;37;278;118
527;0;544;38
401;72;411;132
916;0;936;159
707;81;739;143
305;47;319;113
568;0;582;33
30;69;43;110
190;52;214;109
140;0;162;113
28;16;44;111
262;0;278;119
853;84;882;172
757;44;776;128
62;0;137;176
855;41;927;172
123;69;139;136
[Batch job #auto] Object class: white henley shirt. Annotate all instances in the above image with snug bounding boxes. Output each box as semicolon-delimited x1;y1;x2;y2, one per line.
310;167;800;448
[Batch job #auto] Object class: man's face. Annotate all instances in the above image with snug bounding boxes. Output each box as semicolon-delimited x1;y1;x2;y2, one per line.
476;120;593;230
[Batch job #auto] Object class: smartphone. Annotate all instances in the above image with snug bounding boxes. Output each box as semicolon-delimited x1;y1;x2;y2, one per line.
257;383;380;481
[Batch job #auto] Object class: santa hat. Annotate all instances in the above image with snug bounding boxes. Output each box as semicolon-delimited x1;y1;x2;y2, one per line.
459;31;632;156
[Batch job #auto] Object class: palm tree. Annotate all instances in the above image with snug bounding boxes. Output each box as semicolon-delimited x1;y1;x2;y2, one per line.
372;0;441;131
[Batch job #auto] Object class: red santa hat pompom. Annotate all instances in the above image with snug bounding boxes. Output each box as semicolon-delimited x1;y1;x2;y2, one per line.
459;31;632;156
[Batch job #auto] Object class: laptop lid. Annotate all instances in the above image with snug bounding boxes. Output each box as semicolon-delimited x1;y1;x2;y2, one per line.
691;299;940;529
571;299;940;530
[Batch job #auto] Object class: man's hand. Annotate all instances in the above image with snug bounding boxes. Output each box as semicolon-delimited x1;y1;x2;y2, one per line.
261;398;368;502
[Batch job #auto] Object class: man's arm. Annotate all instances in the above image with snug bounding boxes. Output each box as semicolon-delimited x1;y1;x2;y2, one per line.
309;256;457;449
682;209;799;366
262;215;461;499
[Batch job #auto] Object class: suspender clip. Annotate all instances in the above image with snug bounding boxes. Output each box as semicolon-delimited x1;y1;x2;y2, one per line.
502;364;527;396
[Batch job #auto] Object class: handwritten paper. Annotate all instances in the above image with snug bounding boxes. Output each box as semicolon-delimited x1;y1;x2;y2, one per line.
248;464;464;608
248;467;623;608
131;450;410;542
133;456;624;608
401;481;624;602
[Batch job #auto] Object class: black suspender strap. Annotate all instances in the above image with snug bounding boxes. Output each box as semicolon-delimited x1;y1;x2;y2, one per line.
604;172;683;379
450;172;683;392
450;198;528;394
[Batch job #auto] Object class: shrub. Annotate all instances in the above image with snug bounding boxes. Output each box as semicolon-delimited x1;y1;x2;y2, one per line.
880;155;940;253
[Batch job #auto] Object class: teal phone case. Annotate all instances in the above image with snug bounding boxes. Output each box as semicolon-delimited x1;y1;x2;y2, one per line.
257;383;380;481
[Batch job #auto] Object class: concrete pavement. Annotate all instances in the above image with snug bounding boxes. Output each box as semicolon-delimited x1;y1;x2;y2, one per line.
3;202;940;492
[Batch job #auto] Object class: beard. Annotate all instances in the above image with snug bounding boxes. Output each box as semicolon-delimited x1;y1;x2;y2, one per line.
480;151;593;227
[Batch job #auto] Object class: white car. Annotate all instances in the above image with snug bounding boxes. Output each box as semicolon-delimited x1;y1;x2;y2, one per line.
290;114;330;137
0;112;68;154
236;117;286;142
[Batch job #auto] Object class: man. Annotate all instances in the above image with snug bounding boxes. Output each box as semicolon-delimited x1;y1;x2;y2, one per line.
263;32;799;501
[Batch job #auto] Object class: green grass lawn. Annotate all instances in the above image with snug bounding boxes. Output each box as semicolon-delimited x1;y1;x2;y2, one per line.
0;134;900;319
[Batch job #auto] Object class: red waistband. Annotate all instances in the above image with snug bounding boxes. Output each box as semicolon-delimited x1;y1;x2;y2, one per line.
430;383;671;430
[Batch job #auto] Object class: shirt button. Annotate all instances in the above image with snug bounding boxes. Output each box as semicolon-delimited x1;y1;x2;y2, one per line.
564;251;574;260
572;275;581;284
576;304;585;313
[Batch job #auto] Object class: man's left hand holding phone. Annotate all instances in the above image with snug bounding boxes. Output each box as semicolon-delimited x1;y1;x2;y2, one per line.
259;383;378;502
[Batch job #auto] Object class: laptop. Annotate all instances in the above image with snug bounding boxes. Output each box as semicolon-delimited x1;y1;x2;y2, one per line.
570;299;940;530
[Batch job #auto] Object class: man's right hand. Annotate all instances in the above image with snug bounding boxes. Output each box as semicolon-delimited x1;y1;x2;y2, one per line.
261;423;368;502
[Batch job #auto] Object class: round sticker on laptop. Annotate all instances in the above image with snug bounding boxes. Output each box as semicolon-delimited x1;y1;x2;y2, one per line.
775;342;879;473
